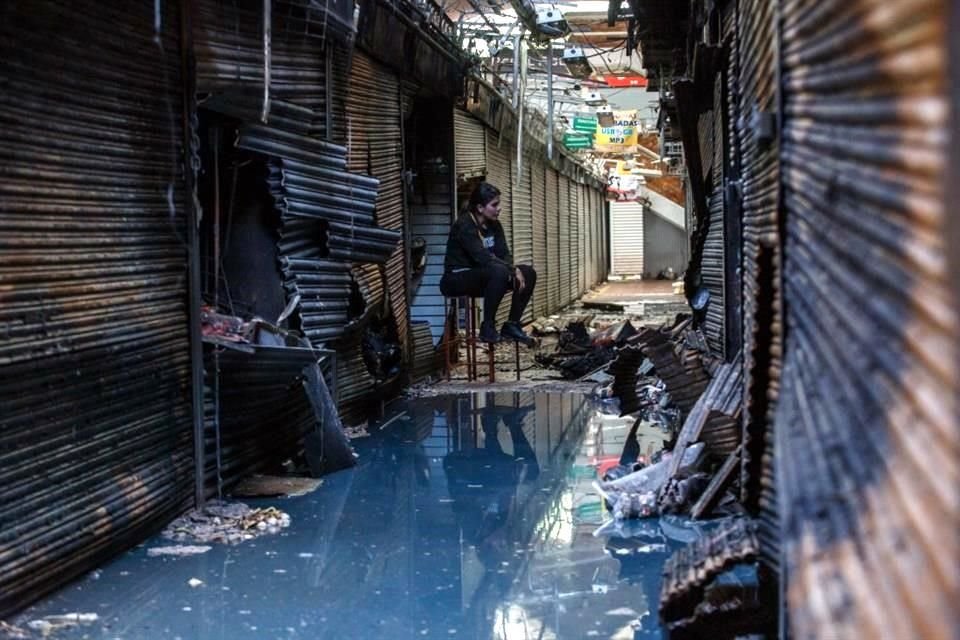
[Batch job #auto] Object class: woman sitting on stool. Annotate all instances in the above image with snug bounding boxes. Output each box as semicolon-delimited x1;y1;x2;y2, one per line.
440;182;536;345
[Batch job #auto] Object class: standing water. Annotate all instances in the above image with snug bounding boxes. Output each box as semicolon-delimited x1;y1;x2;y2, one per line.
15;392;693;639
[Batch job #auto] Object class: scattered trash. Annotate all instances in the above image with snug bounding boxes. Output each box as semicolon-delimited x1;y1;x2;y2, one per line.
147;545;213;558
188;578;204;588
343;425;371;439
26;613;98;636
162;501;291;545
0;621;30;639
231;475;324;498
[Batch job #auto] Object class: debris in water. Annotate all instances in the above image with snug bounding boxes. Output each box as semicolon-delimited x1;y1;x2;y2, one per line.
343;424;371;439
147;545;212;558
232;475;324;498
162;501;291;545
0;621;30;639
27;613;99;636
188;578;204;588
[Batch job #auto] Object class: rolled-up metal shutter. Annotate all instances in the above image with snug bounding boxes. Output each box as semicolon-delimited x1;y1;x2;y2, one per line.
776;1;956;638
545;168;561;312
0;0;193;616
486;130;513;325
454;109;486;181
531;162;548;317
609;202;645;276
512;162;534;323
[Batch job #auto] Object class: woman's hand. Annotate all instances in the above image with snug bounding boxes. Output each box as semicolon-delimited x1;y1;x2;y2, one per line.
514;267;526;292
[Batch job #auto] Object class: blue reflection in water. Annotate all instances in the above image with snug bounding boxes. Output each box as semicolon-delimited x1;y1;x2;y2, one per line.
16;392;688;640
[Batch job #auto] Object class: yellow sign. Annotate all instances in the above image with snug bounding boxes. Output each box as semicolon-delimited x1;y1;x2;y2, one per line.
595;110;639;151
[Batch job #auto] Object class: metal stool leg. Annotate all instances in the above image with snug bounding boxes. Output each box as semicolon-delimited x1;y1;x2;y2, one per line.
469;298;479;381
488;337;496;382
514;341;521;381
465;297;476;382
443;297;453;381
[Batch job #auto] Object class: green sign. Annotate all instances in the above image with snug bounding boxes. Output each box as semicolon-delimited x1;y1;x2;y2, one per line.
563;132;593;149
573;116;598;134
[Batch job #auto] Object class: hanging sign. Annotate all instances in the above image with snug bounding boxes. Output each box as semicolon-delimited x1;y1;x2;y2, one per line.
594;110;639;152
597;75;649;88
572;116;598;134
563;132;593;149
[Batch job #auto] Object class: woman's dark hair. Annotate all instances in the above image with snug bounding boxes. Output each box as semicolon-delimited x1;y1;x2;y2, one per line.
467;182;501;215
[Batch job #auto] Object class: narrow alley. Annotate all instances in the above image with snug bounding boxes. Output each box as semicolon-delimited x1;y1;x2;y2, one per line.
1;0;957;639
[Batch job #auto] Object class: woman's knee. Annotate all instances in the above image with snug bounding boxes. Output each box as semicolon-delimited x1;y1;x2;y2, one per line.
484;262;512;284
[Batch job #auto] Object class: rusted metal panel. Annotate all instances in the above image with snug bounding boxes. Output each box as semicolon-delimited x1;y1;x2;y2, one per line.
777;0;957;637
193;0;340;129
0;0;193;617
333;51;409;354
454;108;487;181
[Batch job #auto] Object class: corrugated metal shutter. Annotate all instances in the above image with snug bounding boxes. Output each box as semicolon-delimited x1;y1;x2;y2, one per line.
486;130;513;326
557;176;572;308
0;0;193;616
337;52;408;351
609;202;645;276
545;168;561;312
703;71;726;357
327;48;407;417
702;191;725;355
569;181;581;299
531;162;548;318
776;1;956;638
735;0;782;568
194;0;328;133
512;162;534;323
454;109;486;181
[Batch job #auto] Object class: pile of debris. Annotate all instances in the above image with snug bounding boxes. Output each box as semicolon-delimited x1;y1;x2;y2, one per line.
161;501;292;545
534;318;637;380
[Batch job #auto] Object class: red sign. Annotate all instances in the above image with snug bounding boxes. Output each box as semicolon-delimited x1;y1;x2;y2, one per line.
598;75;648;88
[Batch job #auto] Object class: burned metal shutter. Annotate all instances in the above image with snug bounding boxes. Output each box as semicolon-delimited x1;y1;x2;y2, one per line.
531;162;548;318
609;202;645;276
776;1;956;638
734;0;782;568
557;176;571;308
454;109;486;181
0;0;193;616
340;52;408;352
486;130;513;326
545;168;561;312
194;0;329;132
702;73;726;357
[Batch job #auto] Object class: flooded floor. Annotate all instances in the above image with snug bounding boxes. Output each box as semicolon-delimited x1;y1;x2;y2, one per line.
15;392;700;640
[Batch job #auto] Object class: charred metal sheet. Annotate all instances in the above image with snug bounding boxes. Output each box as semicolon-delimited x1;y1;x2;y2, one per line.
659;517;759;624
329;50;410;356
0;0;193;618
775;0;957;637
